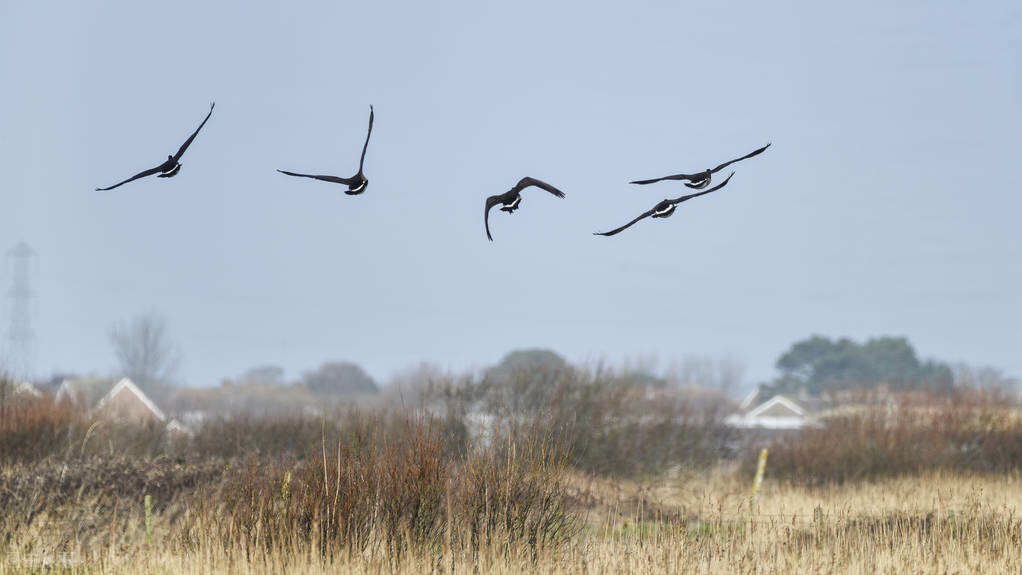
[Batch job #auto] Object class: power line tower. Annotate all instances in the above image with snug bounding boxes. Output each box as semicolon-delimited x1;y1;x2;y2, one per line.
6;242;36;379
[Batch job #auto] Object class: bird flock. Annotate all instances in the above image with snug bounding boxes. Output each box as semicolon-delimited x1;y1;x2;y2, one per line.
94;103;771;240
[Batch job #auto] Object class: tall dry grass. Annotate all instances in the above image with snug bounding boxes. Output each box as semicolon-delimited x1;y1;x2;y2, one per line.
3;472;1022;574
191;414;577;562
0;393;80;463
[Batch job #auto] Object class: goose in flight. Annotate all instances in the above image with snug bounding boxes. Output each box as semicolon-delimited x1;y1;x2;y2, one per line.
95;102;215;191
277;106;374;195
630;143;768;189
595;172;734;237
484;177;566;241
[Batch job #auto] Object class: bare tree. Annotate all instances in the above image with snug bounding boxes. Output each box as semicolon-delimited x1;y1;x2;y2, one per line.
108;312;181;388
952;363;1019;394
666;354;746;395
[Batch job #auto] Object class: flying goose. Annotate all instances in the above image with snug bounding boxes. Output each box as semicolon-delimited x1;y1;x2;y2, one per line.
95;102;215;191
595;172;734;237
484;177;566;241
277;106;374;195
630;143;768;189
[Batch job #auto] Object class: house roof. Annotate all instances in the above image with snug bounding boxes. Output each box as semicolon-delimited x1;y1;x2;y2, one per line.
54;378;117;408
93;378;166;422
747;395;807;418
739;387;763;410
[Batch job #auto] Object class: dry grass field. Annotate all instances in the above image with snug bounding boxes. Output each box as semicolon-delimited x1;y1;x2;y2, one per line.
3;471;1021;574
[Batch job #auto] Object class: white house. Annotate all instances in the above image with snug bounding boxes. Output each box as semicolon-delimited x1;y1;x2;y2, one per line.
727;393;822;430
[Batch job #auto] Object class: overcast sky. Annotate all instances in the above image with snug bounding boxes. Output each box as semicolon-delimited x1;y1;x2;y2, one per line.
1;1;1020;387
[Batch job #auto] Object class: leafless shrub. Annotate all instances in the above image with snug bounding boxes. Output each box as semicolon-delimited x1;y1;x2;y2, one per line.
202;411;576;559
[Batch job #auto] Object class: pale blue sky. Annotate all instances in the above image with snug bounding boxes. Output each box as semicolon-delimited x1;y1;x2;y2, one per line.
1;1;1020;387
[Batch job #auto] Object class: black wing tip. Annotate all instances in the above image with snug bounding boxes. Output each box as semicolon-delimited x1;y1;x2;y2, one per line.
707;172;736;191
533;177;564;195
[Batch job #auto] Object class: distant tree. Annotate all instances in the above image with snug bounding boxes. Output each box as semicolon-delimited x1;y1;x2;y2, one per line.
775;336;846;383
299;361;378;396
771;335;952;395
488;349;568;378
108;312;181;389
477;349;570;414
239;365;285;386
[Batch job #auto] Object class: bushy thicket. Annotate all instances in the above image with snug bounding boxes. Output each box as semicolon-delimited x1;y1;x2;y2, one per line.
203;415;575;558
753;390;1022;484
0;394;172;464
0;410;577;559
0;456;225;540
428;363;735;477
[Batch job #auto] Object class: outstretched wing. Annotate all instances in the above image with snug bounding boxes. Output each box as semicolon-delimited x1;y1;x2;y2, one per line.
709;143;770;174
276;169;359;185
358;106;374;173
513;176;565;198
669;172;735;204
95;164;165;191
172;102;215;161
593;207;657;237
629;171;700;186
484;194;508;241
